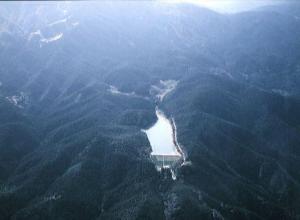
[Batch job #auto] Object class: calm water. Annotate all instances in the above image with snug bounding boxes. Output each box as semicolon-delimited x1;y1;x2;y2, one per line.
144;109;180;156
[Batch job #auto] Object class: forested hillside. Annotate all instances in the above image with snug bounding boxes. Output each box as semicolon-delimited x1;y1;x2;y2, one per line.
0;2;300;219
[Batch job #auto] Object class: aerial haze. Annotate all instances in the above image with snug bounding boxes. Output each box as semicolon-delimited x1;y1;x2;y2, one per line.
0;1;300;220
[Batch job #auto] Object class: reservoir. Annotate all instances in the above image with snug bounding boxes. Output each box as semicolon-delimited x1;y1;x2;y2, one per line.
143;109;182;171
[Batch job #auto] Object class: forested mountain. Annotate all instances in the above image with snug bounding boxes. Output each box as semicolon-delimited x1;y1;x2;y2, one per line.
1;2;300;219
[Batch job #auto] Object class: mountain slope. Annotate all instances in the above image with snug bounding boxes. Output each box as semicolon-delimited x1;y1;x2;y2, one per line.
0;2;300;220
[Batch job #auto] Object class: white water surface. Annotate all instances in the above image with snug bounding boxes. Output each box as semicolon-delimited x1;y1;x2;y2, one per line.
144;110;180;156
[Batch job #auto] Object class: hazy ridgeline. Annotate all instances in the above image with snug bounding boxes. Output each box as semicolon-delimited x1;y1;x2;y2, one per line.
0;1;300;220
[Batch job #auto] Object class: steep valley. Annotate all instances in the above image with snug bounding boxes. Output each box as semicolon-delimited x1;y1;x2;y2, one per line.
0;2;300;220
